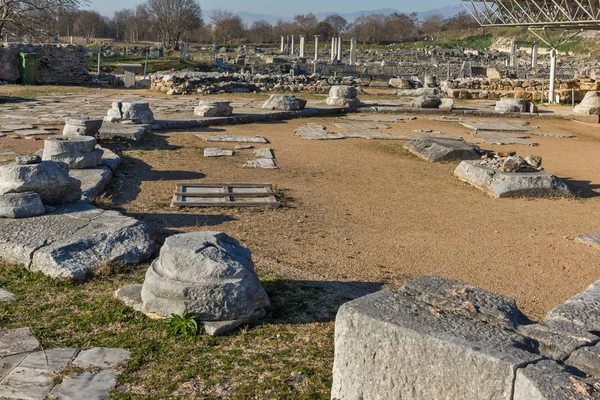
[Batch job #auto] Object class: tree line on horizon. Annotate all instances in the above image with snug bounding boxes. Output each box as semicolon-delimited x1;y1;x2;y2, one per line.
0;0;480;49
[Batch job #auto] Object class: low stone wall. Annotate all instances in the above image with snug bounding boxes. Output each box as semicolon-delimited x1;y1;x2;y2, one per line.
442;77;600;102
0;44;91;85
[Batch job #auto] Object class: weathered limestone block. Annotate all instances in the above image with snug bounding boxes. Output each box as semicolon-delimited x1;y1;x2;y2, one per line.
62;118;103;137
546;280;600;331
70;166;113;202
495;98;527;114
194;100;233;117
326;86;362;108
395;88;440;97
331;277;542;400
566;343;600;376
388;78;411;89
0;192;46;219
574;91;600;116
439;98;454;110
0;161;82;205
518;321;599;361
122;101;155;124
411;95;442;108
262;94;306;111
0;201;154;280
118;232;269;335
404;137;481;163
454;161;572;198
514;360;600;400
42;136;103;170
97;123;150;142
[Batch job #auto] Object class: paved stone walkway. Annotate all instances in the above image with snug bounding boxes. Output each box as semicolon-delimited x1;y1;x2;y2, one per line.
0;327;129;400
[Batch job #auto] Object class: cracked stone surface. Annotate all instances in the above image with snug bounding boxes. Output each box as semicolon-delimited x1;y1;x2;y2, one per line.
332;276;600;399
253;148;274;159
294;124;410;141
0;328;39;358
474;131;539;146
345;115;415;122
203;148;234;157
243;158;277;169
404;137;481;163
460;121;529;131
0;342;129;400
546;280;600;332
331;277;542;400
0;201;154;279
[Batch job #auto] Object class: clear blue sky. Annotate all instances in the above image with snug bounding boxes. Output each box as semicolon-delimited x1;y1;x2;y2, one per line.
86;0;457;17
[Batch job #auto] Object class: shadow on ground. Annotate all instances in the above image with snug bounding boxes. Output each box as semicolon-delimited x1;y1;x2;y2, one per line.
562;178;600;198
263;279;383;324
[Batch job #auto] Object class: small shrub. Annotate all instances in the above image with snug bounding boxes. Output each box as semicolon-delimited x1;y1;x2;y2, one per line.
167;308;199;336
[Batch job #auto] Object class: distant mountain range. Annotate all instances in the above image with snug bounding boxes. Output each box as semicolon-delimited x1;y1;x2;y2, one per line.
205;5;466;25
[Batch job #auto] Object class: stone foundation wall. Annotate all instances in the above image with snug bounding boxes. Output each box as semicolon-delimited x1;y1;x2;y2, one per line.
442;78;600;102
0;44;91;85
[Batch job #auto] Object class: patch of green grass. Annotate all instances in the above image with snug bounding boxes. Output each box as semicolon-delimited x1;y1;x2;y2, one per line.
0;263;335;398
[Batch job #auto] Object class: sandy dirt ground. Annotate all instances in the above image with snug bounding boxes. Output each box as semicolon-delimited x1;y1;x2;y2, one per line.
3;88;600;320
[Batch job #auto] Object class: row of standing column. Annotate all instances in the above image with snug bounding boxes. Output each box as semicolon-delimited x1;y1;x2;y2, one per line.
280;35;357;65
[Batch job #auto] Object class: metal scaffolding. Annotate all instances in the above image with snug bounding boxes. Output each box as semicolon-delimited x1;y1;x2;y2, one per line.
460;0;598;103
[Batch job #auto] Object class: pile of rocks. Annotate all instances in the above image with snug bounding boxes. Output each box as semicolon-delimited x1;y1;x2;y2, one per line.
116;232;270;336
477;153;543;172
332;276;600;399
194;100;233;117
326;86;362;108
150;71;363;95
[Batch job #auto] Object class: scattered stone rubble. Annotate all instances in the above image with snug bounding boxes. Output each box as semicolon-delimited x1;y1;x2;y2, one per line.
454;153;571;198
116;232;270;336
332;276;600;400
0;327;129;400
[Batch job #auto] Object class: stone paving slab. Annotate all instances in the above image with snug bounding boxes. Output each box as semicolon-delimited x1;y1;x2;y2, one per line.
0;288;14;302
460;121;529;131
529;131;575;138
0;328;39;358
196;133;268;143
254;148;274;159
333;123;390;130
204;148;234;157
0;201;154;280
473;131;538;146
49;370;119;400
73;348;130;369
346;115;415;122
243;158;278;169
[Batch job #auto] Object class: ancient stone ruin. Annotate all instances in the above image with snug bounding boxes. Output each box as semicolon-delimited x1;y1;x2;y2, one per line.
454;155;572;198
404;136;482;163
62;118;104;137
326;86;361;108
116;232;270;336
262;94;307;111
42;136;103;169
194;100;234;117
98;101;155;141
574;91;600;116
332;276;600;399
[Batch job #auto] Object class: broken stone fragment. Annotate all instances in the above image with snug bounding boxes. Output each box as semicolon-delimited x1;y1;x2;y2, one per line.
15;155;41;165
0;161;82;205
411;95;442;109
331;277;542;400
133;232;270;335
525;155;543;169
262;94;306;111
517;321;599;361
404;137;481;163
194;100;233;117
565;343;600;377
546;280;600;332
501;156;527;173
0;192;46;219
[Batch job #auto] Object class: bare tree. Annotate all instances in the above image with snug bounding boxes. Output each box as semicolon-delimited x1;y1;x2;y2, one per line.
144;0;203;49
420;14;444;37
324;14;347;36
0;0;88;40
248;20;273;44
73;10;103;42
211;9;245;43
293;13;317;36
